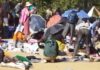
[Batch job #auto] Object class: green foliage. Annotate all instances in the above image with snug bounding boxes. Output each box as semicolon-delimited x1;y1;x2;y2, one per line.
0;0;2;3
0;0;100;15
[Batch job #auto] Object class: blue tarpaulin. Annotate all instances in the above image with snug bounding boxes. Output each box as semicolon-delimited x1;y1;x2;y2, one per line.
77;10;89;19
30;14;46;32
62;9;78;18
62;9;89;19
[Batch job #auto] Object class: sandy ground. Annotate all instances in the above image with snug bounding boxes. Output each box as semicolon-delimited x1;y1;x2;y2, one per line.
0;50;100;70
0;41;100;70
0;62;100;70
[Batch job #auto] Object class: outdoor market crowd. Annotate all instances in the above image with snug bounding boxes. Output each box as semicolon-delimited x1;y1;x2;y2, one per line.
0;0;100;70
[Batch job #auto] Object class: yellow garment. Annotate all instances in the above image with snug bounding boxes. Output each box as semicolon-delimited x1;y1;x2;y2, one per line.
56;40;65;51
13;31;26;41
4;51;12;57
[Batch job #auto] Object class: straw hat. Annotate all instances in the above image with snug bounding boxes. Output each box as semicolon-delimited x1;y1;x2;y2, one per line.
25;2;32;6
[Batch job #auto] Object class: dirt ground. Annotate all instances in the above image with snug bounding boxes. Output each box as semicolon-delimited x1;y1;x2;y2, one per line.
0;62;100;70
0;41;100;70
0;51;100;70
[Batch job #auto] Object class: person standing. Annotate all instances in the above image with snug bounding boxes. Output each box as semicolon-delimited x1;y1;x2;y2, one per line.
0;3;3;38
2;0;10;38
62;9;79;45
13;1;23;27
45;6;53;22
19;1;32;37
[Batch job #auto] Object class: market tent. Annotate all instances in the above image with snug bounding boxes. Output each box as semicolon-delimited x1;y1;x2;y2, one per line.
88;6;100;17
77;10;89;19
48;24;64;34
62;9;78;18
29;14;46;32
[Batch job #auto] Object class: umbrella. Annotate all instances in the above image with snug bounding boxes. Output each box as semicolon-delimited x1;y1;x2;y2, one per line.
47;14;61;28
29;14;46;32
44;24;64;39
77;10;89;19
62;9;78;18
49;24;64;34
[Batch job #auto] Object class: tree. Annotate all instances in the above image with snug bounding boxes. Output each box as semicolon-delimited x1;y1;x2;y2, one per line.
0;0;100;15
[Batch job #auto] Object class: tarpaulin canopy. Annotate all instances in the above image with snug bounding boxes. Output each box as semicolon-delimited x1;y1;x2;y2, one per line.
47;24;64;34
62;9;89;19
77;10;89;19
88;6;95;17
47;14;61;28
49;24;63;34
88;6;100;17
62;9;78;18
30;14;46;32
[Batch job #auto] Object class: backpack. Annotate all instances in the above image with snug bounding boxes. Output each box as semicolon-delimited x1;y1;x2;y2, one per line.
44;37;58;57
0;48;4;63
68;10;78;24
